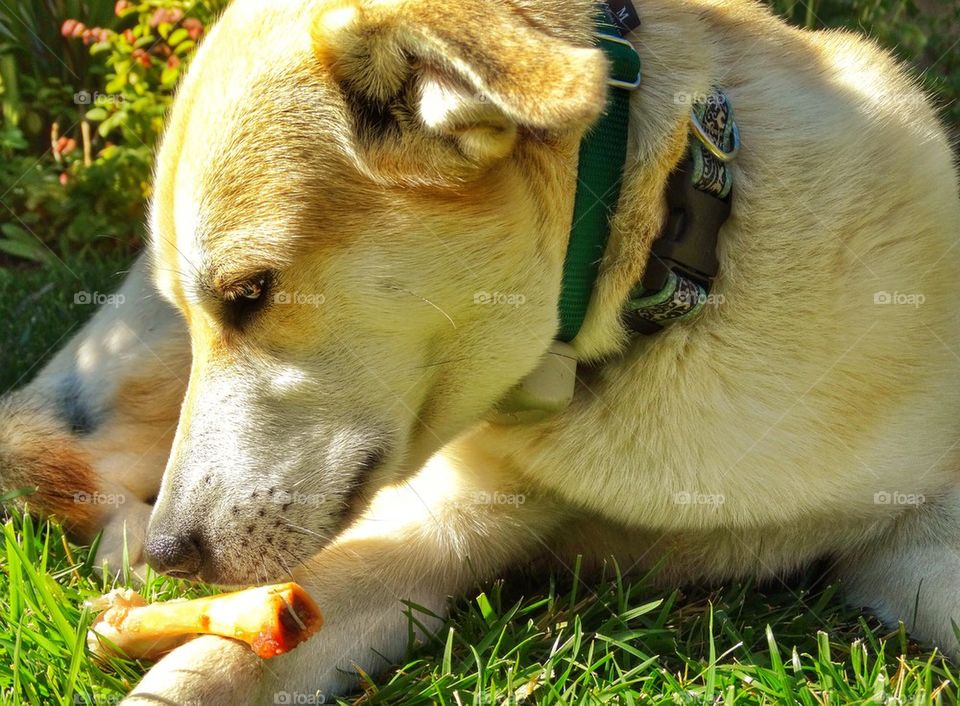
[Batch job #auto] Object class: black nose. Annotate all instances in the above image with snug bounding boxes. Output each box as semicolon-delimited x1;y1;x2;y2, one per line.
144;532;203;578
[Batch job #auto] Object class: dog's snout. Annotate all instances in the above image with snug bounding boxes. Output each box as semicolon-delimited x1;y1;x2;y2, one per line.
144;531;204;578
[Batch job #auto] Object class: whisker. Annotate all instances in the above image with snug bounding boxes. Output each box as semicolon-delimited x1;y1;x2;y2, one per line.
280;519;334;544
395;287;457;330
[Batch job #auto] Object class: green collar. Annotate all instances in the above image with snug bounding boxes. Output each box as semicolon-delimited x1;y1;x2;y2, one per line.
484;6;641;425
557;5;642;342
488;4;738;425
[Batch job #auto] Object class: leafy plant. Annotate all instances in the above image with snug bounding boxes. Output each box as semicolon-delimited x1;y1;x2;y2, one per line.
0;0;226;265
0;147;151;265
68;0;221;147
0;1;117;143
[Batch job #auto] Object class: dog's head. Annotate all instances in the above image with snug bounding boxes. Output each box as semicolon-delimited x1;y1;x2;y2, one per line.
146;0;608;583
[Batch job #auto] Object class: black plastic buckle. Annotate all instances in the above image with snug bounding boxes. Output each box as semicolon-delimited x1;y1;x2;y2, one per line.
622;161;729;335
642;162;728;292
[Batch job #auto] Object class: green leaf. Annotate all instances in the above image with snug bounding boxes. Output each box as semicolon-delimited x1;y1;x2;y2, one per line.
442;627;455;675
84;106;109;122
0;487;37;504
160;65;180;87
97;111;125;138
0;237;49;263
1;222;34;242
167;28;189;46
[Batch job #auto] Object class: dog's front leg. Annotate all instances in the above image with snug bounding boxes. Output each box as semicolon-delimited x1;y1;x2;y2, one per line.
121;635;263;706
122;444;563;704
263;448;561;701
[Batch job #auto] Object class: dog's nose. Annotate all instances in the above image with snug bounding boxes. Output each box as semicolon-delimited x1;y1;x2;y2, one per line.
144;532;203;578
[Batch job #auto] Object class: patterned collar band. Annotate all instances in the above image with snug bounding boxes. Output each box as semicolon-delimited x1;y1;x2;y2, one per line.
623;88;739;334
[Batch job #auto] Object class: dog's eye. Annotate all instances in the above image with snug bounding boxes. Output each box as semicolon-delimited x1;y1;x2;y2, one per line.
220;272;272;329
237;280;264;300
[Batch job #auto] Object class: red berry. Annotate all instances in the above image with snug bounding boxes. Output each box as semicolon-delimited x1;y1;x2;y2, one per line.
59;172;70;186
61;19;78;37
132;48;152;68
55;137;78;156
149;7;184;27
183;18;204;40
166;55;180;69
115;0;131;15
71;22;87;38
123;29;135;44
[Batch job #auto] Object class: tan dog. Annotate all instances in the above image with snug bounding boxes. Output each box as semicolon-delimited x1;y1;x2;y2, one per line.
2;0;960;702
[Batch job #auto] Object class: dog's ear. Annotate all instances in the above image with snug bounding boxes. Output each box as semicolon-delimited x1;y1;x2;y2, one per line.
314;0;608;179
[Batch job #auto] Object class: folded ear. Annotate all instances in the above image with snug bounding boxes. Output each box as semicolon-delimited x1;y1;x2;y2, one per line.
314;0;608;179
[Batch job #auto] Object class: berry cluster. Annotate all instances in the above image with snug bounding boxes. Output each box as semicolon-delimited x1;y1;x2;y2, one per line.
60;2;204;70
52;1;208;188
59;19;110;46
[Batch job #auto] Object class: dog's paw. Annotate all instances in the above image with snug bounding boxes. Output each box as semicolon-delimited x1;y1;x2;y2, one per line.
94;498;153;581
122;635;264;706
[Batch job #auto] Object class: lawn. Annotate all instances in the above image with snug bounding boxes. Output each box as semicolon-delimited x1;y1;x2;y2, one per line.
0;257;957;705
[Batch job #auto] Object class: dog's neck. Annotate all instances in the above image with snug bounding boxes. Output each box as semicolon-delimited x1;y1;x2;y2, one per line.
564;0;716;361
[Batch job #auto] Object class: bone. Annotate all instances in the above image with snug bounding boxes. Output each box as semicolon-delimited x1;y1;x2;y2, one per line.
87;582;323;660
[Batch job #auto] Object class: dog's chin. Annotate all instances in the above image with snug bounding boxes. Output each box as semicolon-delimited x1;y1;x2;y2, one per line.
173;535;327;587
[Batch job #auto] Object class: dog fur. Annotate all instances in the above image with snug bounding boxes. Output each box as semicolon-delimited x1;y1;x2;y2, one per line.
2;0;960;702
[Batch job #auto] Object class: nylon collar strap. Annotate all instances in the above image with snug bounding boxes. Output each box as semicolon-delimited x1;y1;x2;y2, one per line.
487;4;737;425
557;2;642;342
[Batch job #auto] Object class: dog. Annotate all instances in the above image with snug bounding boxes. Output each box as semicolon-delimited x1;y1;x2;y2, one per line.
2;0;959;702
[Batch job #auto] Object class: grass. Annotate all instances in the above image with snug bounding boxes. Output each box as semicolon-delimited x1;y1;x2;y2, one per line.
0;254;137;391
0;256;958;705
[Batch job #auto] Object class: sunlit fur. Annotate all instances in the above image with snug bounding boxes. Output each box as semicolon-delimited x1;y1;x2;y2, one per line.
2;0;959;702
